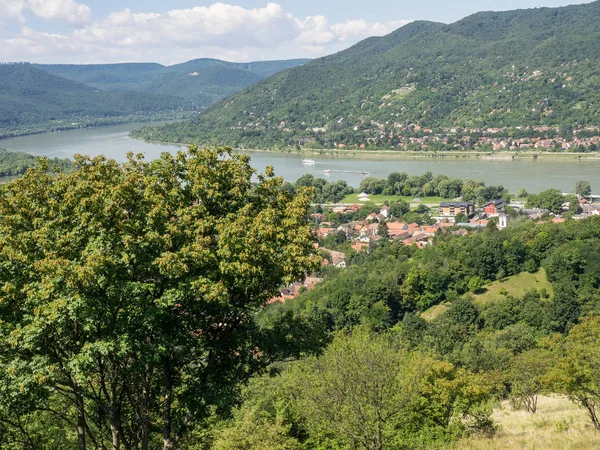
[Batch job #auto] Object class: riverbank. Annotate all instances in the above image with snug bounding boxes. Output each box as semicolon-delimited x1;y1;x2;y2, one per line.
0;114;193;142
243;148;600;161
131;136;600;161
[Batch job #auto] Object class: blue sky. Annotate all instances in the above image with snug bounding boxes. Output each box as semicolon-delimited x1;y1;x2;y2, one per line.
0;0;591;64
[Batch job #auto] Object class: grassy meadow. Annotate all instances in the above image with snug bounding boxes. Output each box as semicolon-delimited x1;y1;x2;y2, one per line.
340;193;450;205
472;269;554;306
447;396;597;450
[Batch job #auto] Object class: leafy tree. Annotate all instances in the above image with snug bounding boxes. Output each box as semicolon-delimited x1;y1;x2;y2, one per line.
378;220;390;239
359;177;387;195
468;276;485;293
0;147;318;450
574;180;592;198
455;212;469;223
292;330;429;449
548;316;600;430
447;298;483;329
508;349;552;413
389;200;410;218
527;189;565;214
516;188;528;198
291;329;495;449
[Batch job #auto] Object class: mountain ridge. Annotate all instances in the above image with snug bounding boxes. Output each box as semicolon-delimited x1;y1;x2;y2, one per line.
132;1;600;149
0;64;191;134
31;58;310;106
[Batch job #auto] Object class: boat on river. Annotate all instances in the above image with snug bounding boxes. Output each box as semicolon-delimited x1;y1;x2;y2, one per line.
302;159;316;165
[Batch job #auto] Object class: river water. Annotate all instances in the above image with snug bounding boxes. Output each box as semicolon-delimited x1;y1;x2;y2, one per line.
1;123;598;193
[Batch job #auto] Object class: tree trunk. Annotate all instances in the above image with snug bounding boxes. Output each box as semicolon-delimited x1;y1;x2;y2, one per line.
75;390;87;450
163;359;174;450
110;409;121;450
141;366;152;450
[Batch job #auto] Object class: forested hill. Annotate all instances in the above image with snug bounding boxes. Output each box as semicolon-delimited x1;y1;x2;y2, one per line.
0;64;191;134
133;1;600;148
32;58;310;107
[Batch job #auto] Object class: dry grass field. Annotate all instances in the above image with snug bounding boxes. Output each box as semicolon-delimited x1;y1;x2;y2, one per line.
447;396;598;450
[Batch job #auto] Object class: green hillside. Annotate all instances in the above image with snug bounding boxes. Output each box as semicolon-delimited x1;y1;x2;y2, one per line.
132;1;600;148
0;65;192;137
33;58;310;107
31;62;164;91
472;269;554;305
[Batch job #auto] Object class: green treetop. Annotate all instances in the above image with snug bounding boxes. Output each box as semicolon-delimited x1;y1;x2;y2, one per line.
0;146;319;450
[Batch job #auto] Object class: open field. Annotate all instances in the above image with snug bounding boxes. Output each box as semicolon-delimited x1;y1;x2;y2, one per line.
446;396;598;450
472;269;554;305
421;304;450;321
341;193;450;205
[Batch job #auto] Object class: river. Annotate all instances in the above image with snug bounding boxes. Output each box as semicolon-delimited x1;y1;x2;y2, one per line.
1;123;598;193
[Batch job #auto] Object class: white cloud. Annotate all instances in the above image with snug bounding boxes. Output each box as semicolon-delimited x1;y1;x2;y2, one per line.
28;0;92;26
332;19;413;42
0;0;26;23
0;2;412;64
0;0;91;26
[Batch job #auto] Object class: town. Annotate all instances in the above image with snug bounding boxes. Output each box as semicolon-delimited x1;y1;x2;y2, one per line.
272;190;600;302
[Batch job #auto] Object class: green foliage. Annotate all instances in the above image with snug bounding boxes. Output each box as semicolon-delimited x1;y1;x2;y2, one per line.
527;189;565;214
0;64;193;137
508;349;552;413
216;330;497;450
35;59;309;106
135;2;600;149
548;316;600;430
574;180;592;197
0;148;73;178
0;146;319;449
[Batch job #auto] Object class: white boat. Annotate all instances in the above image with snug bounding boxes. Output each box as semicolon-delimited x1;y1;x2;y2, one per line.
323;169;331;173
302;159;316;165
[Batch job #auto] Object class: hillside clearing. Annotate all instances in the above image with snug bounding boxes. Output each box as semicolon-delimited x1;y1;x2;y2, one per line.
421;304;450;321
447;395;597;450
472;269;553;305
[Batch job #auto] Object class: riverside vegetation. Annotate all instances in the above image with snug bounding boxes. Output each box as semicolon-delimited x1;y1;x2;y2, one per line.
1;147;600;449
133;1;600;152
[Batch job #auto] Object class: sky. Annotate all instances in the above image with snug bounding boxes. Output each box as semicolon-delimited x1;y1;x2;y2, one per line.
0;0;591;65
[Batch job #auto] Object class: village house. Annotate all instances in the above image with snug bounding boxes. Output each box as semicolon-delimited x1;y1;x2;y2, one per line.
269;276;324;304
386;221;409;238
321;248;347;268
351;241;370;253
483;199;507;216
439;201;475;217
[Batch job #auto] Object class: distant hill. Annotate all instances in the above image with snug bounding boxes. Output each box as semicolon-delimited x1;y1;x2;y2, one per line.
132;1;600;148
0;64;192;135
0;58;308;137
33;58;310;107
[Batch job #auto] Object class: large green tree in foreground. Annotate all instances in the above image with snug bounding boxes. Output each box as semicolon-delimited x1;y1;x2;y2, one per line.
0;147;318;449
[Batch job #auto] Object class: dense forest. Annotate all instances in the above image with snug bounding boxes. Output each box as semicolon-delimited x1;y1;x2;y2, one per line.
133;1;600;149
33;59;310;107
0;59;308;139
1;147;599;449
0;65;193;138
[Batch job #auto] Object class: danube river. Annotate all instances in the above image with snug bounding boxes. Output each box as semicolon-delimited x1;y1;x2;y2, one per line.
1;123;598;193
